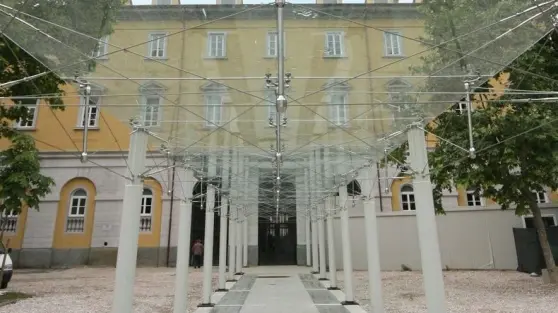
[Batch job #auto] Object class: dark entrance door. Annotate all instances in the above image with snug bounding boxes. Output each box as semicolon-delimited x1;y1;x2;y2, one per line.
191;181;221;265
258;176;297;265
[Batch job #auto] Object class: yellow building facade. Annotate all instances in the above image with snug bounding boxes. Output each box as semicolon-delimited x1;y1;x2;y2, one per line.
1;2;553;269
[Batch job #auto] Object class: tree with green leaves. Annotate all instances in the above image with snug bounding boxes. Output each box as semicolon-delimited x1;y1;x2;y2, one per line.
384;29;558;283
0;1;122;279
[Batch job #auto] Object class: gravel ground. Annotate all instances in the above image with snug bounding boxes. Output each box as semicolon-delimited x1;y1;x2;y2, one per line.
0;267;216;313
340;270;558;313
1;268;557;313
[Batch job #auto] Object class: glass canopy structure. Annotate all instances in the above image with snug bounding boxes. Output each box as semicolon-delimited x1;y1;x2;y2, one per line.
0;0;556;312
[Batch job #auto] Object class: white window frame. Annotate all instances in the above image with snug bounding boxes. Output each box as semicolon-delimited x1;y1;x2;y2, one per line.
266;31;286;58
383;31;403;57
78;93;100;128
455;101;467;115
13;98;39;129
400;184;416;211
93;35;109;59
207;32;227;59
533;190;549;204
329;92;348;126
521;214;557;228
141;189;153;216
68;189;87;217
142;94;161;127
205;94;223;127
147;32;168;59
466;188;483;207
324;31;345;58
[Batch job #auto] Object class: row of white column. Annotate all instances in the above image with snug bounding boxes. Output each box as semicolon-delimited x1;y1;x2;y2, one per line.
111;130;252;313
304;125;447;313
111;125;447;313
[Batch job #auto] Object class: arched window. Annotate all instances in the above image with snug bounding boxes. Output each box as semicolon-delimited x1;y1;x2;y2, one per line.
400;184;416;211
140;188;153;232
347;180;361;196
66;189;87;232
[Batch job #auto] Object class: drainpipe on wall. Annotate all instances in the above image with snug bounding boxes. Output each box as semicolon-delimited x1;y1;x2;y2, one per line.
376;162;384;212
166;160;177;267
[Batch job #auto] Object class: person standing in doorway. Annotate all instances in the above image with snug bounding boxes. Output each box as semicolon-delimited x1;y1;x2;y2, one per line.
192;239;204;269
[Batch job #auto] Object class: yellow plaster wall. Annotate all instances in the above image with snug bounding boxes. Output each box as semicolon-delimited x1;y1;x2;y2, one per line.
1;206;29;249
52;178;97;249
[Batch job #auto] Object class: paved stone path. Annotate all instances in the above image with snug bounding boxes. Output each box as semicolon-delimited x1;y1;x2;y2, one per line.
210;273;351;313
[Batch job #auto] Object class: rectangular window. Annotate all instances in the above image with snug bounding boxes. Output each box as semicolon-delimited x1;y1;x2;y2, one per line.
401;194;416;211
325;31;344;57
384;31;402;56
330;93;348;126
522;215;557;228
207;32;226;58
466;190;482;206
14;98;39;129
144;95;160;127
454;101;467;115
266;31;286;58
69;197;87;217
79;94;100;128
93;35;109;59
533;191;548;204
205;94;222;127
148;33;167;58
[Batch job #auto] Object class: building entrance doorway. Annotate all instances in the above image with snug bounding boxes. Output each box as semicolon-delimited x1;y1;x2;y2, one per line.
258;175;297;265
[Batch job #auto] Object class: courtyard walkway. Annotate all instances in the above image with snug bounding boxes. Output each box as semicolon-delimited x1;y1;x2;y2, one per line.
195;266;366;313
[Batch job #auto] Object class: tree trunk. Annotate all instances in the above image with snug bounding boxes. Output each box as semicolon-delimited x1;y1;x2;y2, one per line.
529;200;558;283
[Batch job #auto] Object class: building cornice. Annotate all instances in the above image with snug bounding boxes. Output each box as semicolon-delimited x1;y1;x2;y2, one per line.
117;4;422;22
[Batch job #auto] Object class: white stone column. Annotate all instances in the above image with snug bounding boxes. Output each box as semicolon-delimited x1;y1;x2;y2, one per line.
228;205;237;281
243;158;249;267
201;155;217;306
305;169;311;267
310;152;319;273
318;202;327;280
407;124;447;313
217;149;230;291
217;198;229;291
317;148;327;280
173;199;193;313
363;199;384;313
111;125;148;313
228;149;238;281
235;209;243;274
326;196;338;289
339;181;356;304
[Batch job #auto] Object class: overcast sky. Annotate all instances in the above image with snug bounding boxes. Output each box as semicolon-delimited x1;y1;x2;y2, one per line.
133;0;414;4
